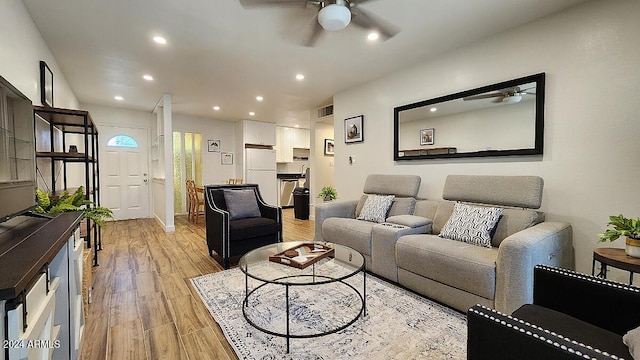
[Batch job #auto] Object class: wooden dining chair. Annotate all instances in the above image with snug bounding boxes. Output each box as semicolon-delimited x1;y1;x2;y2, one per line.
186;180;205;223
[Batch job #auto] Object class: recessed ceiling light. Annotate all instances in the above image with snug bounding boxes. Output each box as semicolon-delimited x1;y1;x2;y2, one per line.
143;74;154;81
249;112;255;116
114;96;124;101
296;74;305;81
213;106;220;111
430;107;437;112
256;96;264;102
153;36;167;44
367;32;380;41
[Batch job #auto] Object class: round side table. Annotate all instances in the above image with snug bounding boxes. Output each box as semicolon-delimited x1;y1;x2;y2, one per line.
592;247;640;285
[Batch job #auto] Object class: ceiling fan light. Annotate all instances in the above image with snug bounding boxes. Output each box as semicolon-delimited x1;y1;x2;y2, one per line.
502;94;523;104
318;4;351;31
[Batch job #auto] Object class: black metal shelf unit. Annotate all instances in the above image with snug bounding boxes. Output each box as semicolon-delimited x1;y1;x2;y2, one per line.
33;105;101;266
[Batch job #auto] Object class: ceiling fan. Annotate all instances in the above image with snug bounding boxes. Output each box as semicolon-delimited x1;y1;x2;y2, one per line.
463;86;536;104
238;0;399;46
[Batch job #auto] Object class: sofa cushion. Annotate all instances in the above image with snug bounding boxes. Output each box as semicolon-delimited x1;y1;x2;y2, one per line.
443;175;544;209
396;234;498;299
356;195;415;219
439;203;503;248
229;217;278;241
422;200;544;247
357;195;395;223
491;208;544;247
223;189;261;220
322;218;376;256
513;304;628;359
362;174;421;198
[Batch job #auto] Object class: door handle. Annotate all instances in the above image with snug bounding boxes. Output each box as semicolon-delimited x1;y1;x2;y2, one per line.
143;179;148;183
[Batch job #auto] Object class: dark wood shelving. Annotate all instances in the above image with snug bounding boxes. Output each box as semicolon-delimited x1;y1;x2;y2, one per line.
36;151;94;162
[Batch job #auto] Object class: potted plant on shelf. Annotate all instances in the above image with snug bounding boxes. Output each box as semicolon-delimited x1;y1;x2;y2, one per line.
34;187;113;228
318;186;337;202
598;214;640;258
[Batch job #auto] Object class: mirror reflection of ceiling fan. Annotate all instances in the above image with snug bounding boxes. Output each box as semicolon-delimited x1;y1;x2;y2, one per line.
463;86;536;104
238;0;399;46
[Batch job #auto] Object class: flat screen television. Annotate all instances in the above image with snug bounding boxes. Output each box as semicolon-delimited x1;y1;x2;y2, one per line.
0;75;36;223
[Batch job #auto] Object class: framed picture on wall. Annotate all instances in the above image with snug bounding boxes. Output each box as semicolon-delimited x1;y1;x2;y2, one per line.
208;139;221;152
420;128;434;145
39;61;53;107
221;152;233;165
324;139;334;155
345;115;363;143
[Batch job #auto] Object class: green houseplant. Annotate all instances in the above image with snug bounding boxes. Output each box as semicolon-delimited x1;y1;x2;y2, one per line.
34;187;113;228
318;186;337;201
598;214;640;258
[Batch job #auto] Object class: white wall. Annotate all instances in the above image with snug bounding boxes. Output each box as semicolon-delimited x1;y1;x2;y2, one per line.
172;113;237;185
332;0;640;276
0;0;78;109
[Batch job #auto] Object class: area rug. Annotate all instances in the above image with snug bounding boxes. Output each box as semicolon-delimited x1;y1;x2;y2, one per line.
191;262;467;360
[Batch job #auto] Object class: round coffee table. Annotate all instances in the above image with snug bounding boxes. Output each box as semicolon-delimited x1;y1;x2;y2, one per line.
238;241;366;353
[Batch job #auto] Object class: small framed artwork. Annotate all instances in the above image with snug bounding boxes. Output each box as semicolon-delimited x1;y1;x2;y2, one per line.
345;115;363;143
221;152;233;165
208;139;221;152
324;139;334;156
39;61;53;107
420;128;435;146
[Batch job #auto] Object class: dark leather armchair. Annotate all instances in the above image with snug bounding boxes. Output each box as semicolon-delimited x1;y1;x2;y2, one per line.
205;184;282;269
468;265;640;359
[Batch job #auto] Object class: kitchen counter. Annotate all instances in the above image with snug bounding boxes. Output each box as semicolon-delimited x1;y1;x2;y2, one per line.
277;173;305;180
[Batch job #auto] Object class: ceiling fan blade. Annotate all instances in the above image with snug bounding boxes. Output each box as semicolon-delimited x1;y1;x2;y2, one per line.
302;14;323;47
239;0;312;8
463;93;503;101
350;6;399;40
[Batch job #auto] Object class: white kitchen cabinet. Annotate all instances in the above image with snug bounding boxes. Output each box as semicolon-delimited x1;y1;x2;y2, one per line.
275;126;294;163
243;120;276;146
293;128;310;149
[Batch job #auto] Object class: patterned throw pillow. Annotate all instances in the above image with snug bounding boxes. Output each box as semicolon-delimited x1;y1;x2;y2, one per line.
439;203;503;248
356;195;395;223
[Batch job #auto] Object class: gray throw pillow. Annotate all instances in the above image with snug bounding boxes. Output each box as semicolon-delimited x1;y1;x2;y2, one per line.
356;194;395;223
223;189;261;220
439;202;503;248
624;324;640;359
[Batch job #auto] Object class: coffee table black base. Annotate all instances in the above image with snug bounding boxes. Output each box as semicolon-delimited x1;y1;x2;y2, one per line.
242;272;367;353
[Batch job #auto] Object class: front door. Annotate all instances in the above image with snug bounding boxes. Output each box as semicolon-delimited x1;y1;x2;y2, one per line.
100;126;150;220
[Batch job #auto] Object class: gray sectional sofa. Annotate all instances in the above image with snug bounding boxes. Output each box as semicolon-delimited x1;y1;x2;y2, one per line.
315;174;574;314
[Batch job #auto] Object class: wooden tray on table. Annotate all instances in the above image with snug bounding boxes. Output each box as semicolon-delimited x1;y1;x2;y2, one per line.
269;243;335;269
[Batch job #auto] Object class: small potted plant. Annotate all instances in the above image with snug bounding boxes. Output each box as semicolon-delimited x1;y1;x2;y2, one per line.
598;214;640;258
318;186;337;202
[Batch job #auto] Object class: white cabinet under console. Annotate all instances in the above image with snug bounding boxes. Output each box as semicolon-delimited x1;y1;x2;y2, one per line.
0;213;84;360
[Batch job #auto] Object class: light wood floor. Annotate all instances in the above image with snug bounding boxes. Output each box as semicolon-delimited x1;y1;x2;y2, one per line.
80;208;314;360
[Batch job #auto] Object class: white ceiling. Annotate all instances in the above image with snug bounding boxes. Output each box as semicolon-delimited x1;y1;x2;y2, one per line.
22;0;587;128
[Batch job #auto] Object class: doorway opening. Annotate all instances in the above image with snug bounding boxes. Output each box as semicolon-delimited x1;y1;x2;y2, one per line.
173;131;203;214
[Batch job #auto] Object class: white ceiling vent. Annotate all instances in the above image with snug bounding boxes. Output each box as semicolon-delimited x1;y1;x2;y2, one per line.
317;104;333;119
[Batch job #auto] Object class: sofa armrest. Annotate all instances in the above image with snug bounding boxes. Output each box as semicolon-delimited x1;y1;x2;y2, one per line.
371;221;431;282
534;265;640;335
314;200;358;241
495;221;573;314
204;192;230;257
467;305;613;360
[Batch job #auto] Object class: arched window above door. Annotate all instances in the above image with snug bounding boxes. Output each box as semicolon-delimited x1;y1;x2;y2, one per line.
106;135;139;148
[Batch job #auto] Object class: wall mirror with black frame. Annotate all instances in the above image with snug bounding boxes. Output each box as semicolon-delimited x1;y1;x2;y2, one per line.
394;73;545;160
